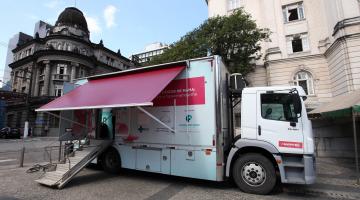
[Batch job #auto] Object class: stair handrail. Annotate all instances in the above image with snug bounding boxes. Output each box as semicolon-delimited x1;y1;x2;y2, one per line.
59;140;112;186
43;131;74;164
44;130;88;164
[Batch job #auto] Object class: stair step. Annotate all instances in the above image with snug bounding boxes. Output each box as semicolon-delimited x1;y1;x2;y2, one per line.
36;178;59;186
36;140;112;189
42;175;61;182
43;174;63;180
47;171;66;176
56;164;74;170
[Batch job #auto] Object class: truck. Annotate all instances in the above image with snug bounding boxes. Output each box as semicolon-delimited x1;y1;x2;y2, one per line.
35;56;315;195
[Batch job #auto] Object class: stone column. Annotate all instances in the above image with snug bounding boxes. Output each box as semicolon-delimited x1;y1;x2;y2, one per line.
30;62;37;97
33;65;40;96
43;61;51;96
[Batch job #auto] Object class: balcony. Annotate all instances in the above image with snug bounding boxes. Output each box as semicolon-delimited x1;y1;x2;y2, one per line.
53;74;70;81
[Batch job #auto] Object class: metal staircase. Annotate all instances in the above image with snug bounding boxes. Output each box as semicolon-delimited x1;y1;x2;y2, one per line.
35;139;112;189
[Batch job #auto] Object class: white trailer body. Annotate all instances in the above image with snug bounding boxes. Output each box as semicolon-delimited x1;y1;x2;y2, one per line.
111;57;228;181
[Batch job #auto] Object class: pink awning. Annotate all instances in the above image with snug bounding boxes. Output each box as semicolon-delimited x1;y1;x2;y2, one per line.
36;66;185;111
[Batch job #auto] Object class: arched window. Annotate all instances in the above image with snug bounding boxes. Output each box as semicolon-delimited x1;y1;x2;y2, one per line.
293;71;314;95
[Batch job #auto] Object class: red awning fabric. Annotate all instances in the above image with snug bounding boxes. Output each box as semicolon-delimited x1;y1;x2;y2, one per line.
36;66;185;112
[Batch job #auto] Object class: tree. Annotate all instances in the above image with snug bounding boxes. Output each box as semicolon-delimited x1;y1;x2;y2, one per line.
145;9;270;75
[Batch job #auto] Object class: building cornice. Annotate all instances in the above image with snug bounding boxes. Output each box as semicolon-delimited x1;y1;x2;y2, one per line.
12;34;132;64
9;49;95;68
324;33;360;57
333;16;360;36
265;54;325;65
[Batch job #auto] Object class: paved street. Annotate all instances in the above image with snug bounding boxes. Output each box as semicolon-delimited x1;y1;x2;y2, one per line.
0;138;58;168
0;138;359;200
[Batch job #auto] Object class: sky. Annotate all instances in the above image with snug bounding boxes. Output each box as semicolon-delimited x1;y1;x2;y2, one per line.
0;0;208;84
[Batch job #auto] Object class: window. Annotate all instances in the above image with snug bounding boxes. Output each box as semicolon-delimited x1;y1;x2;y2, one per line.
54;85;63;97
294;71;314;95
261;93;298;122
78;67;86;78
228;0;240;11
39;83;44;96
39;67;45;75
57;64;67;80
286;33;309;54
283;2;305;23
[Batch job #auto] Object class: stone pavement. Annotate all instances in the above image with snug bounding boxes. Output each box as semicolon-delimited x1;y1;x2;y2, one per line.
0;156;359;200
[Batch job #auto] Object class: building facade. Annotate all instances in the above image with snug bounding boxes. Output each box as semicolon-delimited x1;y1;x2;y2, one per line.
34;20;53;39
2;32;33;87
207;0;360;157
131;42;169;64
6;7;135;136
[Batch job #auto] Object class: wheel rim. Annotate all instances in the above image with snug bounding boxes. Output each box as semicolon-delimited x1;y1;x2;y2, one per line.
241;161;266;187
105;151;117;167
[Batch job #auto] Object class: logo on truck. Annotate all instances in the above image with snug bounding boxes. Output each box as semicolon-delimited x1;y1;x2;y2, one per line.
185;115;192;122
279;141;303;149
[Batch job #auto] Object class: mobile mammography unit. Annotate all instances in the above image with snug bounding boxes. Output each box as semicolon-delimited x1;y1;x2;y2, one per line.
35;56;315;194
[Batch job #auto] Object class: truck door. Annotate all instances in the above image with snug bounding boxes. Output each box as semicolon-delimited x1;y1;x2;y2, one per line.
256;91;304;154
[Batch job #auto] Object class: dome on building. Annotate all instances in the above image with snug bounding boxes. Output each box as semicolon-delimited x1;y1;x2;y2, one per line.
55;7;88;33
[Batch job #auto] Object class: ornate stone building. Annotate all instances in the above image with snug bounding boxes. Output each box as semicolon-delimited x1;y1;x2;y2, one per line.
206;0;360;158
6;7;135;136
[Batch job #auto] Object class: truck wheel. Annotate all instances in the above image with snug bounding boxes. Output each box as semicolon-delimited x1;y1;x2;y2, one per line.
101;148;121;174
232;153;276;195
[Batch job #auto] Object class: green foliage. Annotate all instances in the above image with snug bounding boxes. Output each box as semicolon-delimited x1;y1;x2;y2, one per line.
144;9;270;75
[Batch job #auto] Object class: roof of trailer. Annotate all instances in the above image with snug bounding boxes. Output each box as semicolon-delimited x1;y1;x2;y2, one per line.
85;56;216;80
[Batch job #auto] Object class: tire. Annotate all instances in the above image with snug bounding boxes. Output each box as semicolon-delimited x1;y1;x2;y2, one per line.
232;153;276;195
101;148;121;174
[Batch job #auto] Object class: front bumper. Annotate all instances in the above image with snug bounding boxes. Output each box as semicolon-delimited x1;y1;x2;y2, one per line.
274;154;316;184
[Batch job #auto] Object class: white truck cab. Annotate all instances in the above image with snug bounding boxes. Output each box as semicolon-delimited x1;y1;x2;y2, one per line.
226;86;315;194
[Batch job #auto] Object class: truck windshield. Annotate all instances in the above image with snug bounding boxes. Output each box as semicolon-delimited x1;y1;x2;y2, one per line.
261;93;298;122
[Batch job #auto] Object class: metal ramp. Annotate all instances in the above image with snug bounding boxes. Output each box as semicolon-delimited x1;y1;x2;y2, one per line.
36;140;112;189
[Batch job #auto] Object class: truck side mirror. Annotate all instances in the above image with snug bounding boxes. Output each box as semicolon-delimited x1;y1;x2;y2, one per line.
292;94;302;117
229;73;246;97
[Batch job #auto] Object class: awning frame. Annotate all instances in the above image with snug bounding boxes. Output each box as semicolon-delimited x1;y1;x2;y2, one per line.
136;106;175;133
36;102;153;112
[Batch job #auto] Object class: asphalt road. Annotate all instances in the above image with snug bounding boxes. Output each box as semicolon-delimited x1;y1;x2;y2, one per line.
0;138;359;200
0;164;359;200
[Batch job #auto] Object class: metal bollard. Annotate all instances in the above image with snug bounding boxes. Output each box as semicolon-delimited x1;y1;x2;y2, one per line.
19;147;25;167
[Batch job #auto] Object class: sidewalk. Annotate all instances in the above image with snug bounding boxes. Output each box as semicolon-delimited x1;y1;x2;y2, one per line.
0;137;59;170
0;137;58;152
0;136;58;143
283;157;360;199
